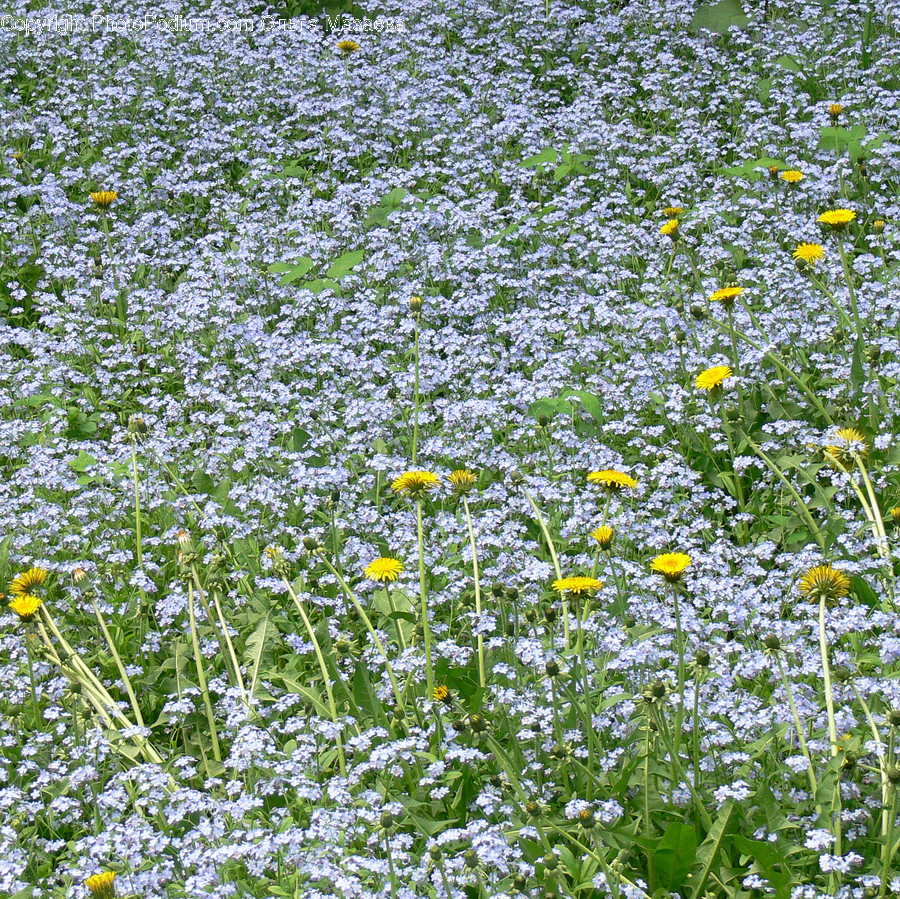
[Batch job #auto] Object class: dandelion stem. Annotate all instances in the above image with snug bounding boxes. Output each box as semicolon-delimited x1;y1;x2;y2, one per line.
187;580;222;765
130;441;143;568
774;653;818;797
522;488;568;646
818;595;842;859
317;553;404;707
281;576;346;777
412;318;420;464
462;496;485;690
89;597;145;729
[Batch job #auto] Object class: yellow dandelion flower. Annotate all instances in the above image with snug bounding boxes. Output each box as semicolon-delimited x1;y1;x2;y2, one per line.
798;564;851;602
709;285;744;307
890;507;900;526
650;552;692;582
793;242;824;266
9;567;47;598
824;427;869;468
660;218;679;238
818;209;856;230
9;595;43;622
337;39;360;54
391;470;440;498
662;206;684;217
694;365;733;392
780;170;804;184
364;557;405;583
90;191;117;209
873;219;886;234
551;576;604;595
590;526;614;550
85;872;117;899
448;469;477;494
828;103;843;118
587;469;638;491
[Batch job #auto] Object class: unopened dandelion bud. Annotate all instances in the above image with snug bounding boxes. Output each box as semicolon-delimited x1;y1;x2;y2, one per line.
543;853;559;872
303;536;319;552
506;587;519;601
464;850;479;869
525;800;542;817
468;713;487;733
513;874;528;892
832;665;853;683
545;660;560;677
537;414;551;429
544;606;557;623
867;345;881;363
380;810;395;829
451;719;467;732
429;845;443;861
127;414;147;436
491;583;504;597
763;634;782;651
888;766;900;784
767;165;780;180
690;303;706;320
891;508;900;528
695;649;711;668
525;608;538;623
409;295;423;316
648;679;666;699
509;470;525;486
335;637;352;655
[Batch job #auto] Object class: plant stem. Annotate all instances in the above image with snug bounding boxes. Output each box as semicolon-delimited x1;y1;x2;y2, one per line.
281;576;346;776
188;580;222;765
819;595;842;859
462;496;485;689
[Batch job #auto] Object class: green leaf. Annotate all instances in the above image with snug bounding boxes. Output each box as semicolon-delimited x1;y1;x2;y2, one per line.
372;587;415;645
652;822;697;891
733;835;794;899
244;615;279;697
850;336;866;392
326;249;365;279
690;0;750;33
563;390;604;425
774;55;801;72
720;157;786;180
68;450;98;473
268;257;314;285
693;801;735;899
817;123;867;151
520;147;558;169
850;574;878;608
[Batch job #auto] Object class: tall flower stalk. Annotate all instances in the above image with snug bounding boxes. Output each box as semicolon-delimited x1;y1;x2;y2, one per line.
799;563;852;866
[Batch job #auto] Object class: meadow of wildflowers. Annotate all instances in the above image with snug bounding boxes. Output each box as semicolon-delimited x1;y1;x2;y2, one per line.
2;0;900;896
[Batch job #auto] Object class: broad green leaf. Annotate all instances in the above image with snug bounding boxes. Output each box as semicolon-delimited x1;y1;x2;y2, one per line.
326;249;365;279
68;450;98;472
520;147;558;168
817;123;867;151
269;257;314;286
690;0;750;33
774;55;801;72
564;390;604;425
850;574;878;608
244;615;279;697
733;835;793;899
693;801;735;898
652;821;697;891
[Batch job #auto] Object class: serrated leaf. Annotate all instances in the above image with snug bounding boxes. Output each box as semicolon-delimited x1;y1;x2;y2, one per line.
244;615;279;697
850;574;878;608
693;801;735;899
652;822;697;891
